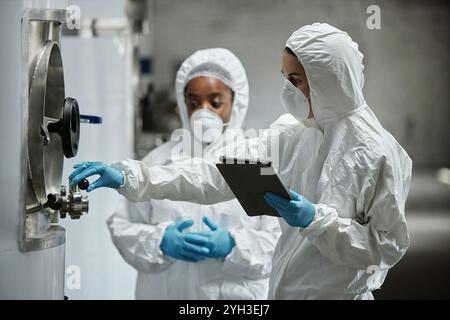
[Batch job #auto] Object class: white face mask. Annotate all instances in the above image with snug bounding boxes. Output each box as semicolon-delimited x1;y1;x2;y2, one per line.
280;79;311;121
190;108;227;144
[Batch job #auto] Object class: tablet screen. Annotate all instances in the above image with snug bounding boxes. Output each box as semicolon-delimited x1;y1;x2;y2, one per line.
216;157;291;217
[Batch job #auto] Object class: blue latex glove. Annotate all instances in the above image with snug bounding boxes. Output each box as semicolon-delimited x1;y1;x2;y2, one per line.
264;189;316;228
160;219;211;262
69;161;124;192
191;217;236;259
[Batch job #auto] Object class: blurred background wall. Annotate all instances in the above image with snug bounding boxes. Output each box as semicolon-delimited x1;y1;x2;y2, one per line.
1;0;447;299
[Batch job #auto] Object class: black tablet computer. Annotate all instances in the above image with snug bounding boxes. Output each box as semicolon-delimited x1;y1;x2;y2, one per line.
216;156;292;217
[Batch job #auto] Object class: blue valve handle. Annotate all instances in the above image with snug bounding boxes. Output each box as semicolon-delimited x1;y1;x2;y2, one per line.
80;115;103;124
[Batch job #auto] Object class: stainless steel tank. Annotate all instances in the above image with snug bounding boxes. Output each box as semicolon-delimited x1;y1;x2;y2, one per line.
21;8;92;253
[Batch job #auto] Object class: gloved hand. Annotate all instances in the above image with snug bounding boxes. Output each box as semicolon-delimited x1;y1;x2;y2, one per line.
160;219;210;263
264;189;316;228
192;216;236;259
69;161;124;192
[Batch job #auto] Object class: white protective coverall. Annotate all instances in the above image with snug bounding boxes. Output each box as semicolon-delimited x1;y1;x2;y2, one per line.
113;24;412;299
107;48;281;300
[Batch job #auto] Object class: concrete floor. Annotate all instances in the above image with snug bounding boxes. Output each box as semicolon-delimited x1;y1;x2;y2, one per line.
374;169;450;299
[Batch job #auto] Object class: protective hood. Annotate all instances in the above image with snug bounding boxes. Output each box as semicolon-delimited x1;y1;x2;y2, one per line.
175;48;249;131
286;23;366;124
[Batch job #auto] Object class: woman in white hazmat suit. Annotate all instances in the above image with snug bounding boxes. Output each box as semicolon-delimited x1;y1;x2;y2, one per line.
106;48;281;299
70;24;412;299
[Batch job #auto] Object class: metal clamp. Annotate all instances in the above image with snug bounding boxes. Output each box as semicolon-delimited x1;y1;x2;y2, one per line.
45;179;89;219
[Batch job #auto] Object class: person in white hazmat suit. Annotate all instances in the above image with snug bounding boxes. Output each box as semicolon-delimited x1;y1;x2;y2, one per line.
106;48;281;299
70;23;412;299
